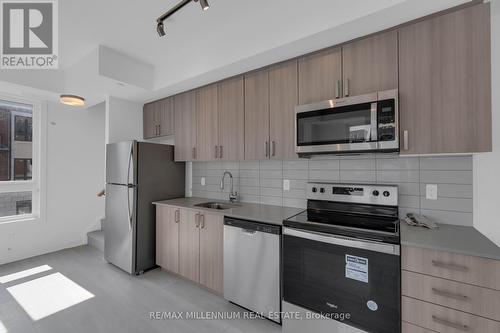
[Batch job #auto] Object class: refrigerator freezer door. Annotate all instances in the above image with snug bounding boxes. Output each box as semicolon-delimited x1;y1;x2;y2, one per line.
104;183;136;274
106;141;135;185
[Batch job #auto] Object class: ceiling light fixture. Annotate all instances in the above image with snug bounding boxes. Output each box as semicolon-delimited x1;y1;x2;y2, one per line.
60;94;85;107
197;0;210;11
156;0;209;37
156;21;166;37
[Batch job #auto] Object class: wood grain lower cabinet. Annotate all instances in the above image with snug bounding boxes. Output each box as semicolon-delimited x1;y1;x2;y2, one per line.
156;206;223;294
199;212;224;294
402;245;500;332
174;91;197;161
402;322;435;333
402;296;500;333
179;210;200;282
402;245;500;291
156;205;180;273
399;3;491;154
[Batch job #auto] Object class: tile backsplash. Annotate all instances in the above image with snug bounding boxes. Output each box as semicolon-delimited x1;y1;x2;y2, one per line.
191;154;473;226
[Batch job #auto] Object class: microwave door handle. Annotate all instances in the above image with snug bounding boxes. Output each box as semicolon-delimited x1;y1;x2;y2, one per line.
370;102;378;142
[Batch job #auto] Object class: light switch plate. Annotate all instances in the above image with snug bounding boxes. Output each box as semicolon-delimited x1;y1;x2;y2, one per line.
426;184;438;200
283;179;290;191
201;177;206;186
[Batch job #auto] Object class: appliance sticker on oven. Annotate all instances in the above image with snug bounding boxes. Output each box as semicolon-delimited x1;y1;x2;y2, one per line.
345;254;368;283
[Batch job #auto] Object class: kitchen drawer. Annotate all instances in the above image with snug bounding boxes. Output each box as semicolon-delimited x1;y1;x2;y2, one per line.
402;270;500;321
402;246;500;290
402;296;500;333
402;322;437;333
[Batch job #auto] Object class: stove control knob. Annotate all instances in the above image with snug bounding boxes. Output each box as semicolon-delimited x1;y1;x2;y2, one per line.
312;187;318;193
320;188;325;193
383;191;390;197
372;190;379;197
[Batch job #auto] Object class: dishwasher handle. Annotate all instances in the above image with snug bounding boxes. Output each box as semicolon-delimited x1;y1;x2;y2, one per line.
224;217;281;235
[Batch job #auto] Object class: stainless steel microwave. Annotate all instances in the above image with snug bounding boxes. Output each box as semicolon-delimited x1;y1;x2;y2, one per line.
295;89;399;155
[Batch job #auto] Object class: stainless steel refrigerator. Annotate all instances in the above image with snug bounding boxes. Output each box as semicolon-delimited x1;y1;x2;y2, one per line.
104;141;185;275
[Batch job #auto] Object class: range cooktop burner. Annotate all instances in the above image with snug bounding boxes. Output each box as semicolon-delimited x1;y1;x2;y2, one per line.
283;183;401;244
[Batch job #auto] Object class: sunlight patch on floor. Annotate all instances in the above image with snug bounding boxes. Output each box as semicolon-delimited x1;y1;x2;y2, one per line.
0;265;52;284
6;272;94;320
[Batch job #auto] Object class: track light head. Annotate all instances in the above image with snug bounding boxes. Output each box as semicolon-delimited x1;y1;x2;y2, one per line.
157;21;166;37
199;0;209;11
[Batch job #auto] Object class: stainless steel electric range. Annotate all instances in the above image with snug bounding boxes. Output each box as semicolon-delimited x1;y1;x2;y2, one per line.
282;182;401;333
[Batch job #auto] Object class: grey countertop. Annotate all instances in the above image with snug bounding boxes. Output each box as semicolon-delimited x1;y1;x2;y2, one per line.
401;222;500;260
153;197;303;226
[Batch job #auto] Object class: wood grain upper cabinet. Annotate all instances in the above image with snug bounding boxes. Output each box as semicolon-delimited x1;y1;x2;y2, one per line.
143;102;159;139
196;84;219;161
155;205;180;273
218;76;245;161
244;69;270;160
399;3;492;154
199;212;224;294
269;60;298;160
144;98;174;139
178;209;200;282
174;91;197;161
342;30;398;97
298;47;342;104
159;97;175;136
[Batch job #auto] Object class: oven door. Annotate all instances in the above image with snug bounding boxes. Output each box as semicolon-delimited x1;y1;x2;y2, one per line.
283;228;401;333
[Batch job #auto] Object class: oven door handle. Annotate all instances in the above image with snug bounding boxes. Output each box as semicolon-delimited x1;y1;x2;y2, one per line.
283;227;400;255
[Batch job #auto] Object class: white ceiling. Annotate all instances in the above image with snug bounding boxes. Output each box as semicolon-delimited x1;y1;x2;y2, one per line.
0;0;472;105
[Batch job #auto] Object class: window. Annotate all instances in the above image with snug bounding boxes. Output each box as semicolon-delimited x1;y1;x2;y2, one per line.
0;96;42;222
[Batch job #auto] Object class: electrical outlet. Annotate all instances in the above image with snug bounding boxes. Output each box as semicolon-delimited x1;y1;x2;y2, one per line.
426;184;438;200
201;177;206;186
283;179;290;191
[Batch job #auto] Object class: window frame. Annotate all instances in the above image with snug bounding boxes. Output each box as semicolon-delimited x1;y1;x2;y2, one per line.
0;93;46;224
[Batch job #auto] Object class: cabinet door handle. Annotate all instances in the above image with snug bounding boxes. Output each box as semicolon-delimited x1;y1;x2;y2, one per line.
403;130;409;151
344;78;350;97
432;260;469;272
431;288;468;301
195;213;200;228
335;80;340;99
175;209;180;223
432;315;469;331
265;141;269;157
200;214;205;229
158;124;161;135
272;141;276;157
215;145;219;159
219;145;223;159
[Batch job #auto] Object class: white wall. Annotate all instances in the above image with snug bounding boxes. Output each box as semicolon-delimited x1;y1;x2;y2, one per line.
105;96;143;144
474;0;500;247
0;101;105;264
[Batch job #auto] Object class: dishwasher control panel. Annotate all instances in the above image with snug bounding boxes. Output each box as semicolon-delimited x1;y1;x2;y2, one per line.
224;218;281;235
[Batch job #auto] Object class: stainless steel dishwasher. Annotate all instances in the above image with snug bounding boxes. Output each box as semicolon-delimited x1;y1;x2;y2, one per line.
223;217;281;323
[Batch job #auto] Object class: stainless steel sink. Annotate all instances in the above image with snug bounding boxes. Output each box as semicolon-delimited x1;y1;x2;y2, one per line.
194;202;240;210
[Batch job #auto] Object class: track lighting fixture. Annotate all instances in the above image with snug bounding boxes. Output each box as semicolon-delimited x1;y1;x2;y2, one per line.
156;21;166;37
156;0;209;37
197;0;210;11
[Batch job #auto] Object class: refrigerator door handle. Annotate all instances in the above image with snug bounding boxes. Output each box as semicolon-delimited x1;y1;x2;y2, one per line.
126;143;134;230
127;187;133;231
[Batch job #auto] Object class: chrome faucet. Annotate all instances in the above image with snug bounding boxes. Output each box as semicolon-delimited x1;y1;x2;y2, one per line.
220;171;238;203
